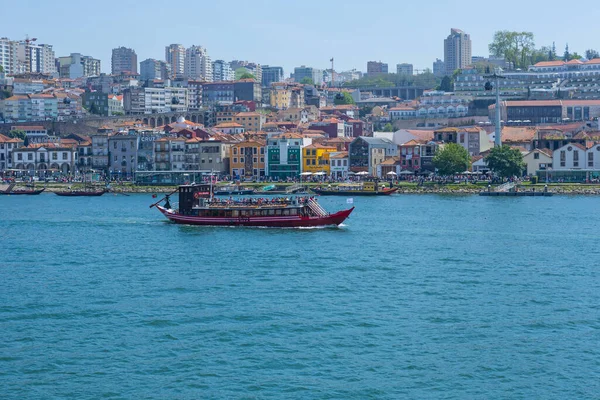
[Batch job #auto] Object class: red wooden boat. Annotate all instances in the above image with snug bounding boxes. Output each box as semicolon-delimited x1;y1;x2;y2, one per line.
0;188;45;195
150;183;354;228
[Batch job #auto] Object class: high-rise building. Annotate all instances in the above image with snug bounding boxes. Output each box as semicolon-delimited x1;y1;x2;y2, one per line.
212;60;234;81
111;46;138;75
367;61;388;77
261;65;284;87
58;53;101;78
433;58;445;77
444;28;472;75
184;45;212;81
17;42;56;74
396;63;414;76
165;44;185;78
294;66;323;85
0;37;19;74
140;59;171;81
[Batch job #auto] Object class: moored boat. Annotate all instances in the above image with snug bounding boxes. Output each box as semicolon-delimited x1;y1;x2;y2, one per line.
0;188;45;195
213;185;255;195
55;189;106;197
150;183;354;227
311;181;398;196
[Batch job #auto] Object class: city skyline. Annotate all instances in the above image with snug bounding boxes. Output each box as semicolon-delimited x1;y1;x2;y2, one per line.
2;0;600;75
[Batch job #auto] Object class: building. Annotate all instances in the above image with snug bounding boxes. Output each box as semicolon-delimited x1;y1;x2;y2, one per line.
185;45;212;81
433;58;445;77
29;94;58;121
302;143;337;174
444;28;472;75
269;82;304;110
123;87;145;115
58;53;101;79
143;87;188;114
523;148;552;176
11;78;45;94
12;142;77;175
0;134;24;171
213;122;244;134
329;151;349;178
154;137;186;171
165;44;186;78
1;95;31;121
202;81;234;105
489;100;600;125
433;127;491;156
18;42;56;74
0;37;19;74
348;136;398;174
294;66;323;85
140;59;171;81
112;47;137;75
187;80;203;111
266;133;311;179
108;133;138;177
212;60;234;81
261;66;284;87
367;61;388;77
233;79;261;103
308;118;345;138
396;63;413;76
230;139;266;179
234;112;264;131
184;140;230;174
399;139;438;172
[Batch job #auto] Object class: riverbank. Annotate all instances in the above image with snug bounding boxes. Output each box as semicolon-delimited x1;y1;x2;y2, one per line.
14;182;600;195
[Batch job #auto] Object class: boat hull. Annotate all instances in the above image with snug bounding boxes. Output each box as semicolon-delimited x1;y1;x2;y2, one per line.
0;188;45;195
54;190;106;197
156;205;354;227
311;187;398;196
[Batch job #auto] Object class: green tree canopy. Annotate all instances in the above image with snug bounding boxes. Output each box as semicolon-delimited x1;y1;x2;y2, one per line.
7;129;26;140
586;49;599;60
485;145;525;178
0;65;4;73
300;77;314;85
381;123;394;132
334;91;355;105
432;143;470;175
238;72;255;80
489;31;535;69
438;76;453;92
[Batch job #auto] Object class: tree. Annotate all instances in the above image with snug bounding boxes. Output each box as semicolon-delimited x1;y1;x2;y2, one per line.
381;123;394;132
564;44;571;62
432;143;470;175
300;77;314;85
438;76;453;92
489;31;535;69
485;145;525;178
586;49;599;60
333;91;355;105
239;72;255;80
88;103;99;115
0;65;4;73
7;129;26;140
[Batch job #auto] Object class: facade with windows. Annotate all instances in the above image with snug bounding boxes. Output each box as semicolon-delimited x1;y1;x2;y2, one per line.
108;134;138;177
266;134;310;179
349;136;398;175
12;143;77;175
230;140;265;178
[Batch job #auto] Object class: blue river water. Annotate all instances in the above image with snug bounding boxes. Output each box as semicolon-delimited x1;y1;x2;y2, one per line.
1;193;600;399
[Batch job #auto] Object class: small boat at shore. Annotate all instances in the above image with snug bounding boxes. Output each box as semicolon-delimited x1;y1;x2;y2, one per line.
311;181;398;196
0;188;45;195
150;183;354;227
0;183;45;195
55;189;106;197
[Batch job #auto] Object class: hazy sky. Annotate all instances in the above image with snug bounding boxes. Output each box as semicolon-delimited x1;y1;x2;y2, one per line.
3;0;600;75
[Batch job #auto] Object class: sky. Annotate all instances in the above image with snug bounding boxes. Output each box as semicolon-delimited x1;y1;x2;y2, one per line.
3;0;600;76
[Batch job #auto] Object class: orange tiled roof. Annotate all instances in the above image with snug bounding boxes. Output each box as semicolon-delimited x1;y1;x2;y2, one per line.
501;127;536;142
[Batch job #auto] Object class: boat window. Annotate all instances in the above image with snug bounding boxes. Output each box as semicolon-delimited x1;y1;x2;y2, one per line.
232;210;239;217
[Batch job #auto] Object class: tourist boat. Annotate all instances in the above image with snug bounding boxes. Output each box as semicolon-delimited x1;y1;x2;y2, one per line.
213;185;255;195
150;183;354;227
311;181;398;196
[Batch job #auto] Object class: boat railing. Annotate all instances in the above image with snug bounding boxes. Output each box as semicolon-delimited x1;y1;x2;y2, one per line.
307;198;328;217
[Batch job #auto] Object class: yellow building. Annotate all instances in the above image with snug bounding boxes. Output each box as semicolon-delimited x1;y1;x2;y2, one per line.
270;83;291;109
230;139;266;178
234;112;265;131
303;143;337;174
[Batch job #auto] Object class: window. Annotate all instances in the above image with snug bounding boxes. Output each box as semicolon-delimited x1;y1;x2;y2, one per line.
534;152;539;160
52;153;57;160
560;150;566;167
588;152;594;167
260;157;264;163
63;152;68;160
17;153;22;160
28;153;33;160
233;157;237;163
573;150;579;167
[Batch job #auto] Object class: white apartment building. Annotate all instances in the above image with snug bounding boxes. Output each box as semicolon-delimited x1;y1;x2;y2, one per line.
185;45;212;81
0;37;19;74
143;87;188;114
18;42;56;75
165;44;185;78
444;28;471;75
